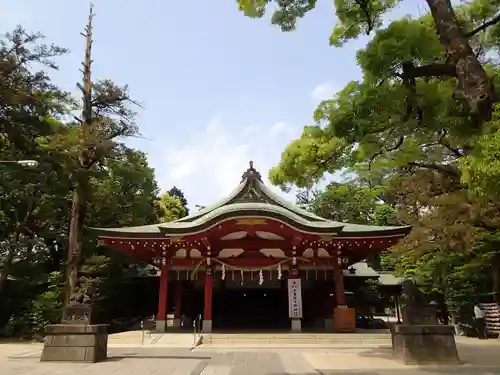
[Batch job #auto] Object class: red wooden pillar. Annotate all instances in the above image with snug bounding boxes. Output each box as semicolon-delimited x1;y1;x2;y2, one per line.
203;266;213;332
156;264;169;332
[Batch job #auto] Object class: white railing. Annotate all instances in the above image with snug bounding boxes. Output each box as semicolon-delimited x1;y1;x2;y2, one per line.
140;315;155;345
193;314;202;346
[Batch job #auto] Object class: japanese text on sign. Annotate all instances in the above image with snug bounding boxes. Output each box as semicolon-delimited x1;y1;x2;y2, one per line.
287;278;303;318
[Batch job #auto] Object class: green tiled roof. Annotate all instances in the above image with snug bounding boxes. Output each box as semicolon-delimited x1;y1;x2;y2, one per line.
99;224;161;233
344;262;404;285
174;180;248;223
343;261;380;277
92;162;411;238
377;273;405;286
156;202;345;235
92;224;163;237
331;222;411;236
174;170;327;224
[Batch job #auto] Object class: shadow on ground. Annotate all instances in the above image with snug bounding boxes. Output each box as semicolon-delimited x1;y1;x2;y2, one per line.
317;370;500;375
8;347;213;361
104;355;212;361
351;343;500;374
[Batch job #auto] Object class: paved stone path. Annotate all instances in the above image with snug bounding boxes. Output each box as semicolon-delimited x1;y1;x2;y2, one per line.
1;339;500;374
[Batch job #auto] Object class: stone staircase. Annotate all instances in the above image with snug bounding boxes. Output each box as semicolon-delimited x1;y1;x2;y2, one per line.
200;331;392;347
107;331;198;347
480;302;500;333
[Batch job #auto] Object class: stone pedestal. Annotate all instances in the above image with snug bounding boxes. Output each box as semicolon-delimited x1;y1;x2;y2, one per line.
333;307;356;332
392;325;459;365
202;319;212;333
41;304;108;363
324;318;333;331
402;305;438;325
168;318;181;328
290;318;302;332
40;324;108;362
156;320;166;333
166;314;180;329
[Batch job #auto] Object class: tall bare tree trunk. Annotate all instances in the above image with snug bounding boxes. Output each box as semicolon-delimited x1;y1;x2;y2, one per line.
426;0;494;127
64;4;94;307
65;183;87;304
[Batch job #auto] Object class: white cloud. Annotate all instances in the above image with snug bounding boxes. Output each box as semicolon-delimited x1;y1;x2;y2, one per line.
152;115;301;210
268;121;291;137
311;82;338;104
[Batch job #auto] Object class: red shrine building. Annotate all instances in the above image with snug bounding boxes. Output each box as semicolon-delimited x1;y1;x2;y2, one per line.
95;162;411;333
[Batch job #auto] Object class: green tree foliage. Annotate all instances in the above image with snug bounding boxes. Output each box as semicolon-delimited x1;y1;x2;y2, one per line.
26;271;64;337
237;0;499;125
0;20;179;336
0;27;72;297
303;182;386;224
267;2;500;189
0;26;70;151
0;142;165;334
158;193;188;222
460;105;500;197
240;0;500;317
301;181;399;270
167;186;189;216
88;147;161;228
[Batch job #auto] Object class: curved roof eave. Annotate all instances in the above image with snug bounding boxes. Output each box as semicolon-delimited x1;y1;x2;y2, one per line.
173;180;247;223
157;202;345;235
337;222;412;237
90;224;164;238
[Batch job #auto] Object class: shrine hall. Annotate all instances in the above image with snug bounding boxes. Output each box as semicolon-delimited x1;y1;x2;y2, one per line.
94;162;411;333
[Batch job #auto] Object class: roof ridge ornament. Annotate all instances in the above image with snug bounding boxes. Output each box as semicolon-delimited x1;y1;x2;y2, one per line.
241;160;262;182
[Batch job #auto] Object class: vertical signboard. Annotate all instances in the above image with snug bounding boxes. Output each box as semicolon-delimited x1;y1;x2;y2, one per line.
288;278;303;318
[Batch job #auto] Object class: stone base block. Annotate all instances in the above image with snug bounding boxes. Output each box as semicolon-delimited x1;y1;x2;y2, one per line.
40;324;108;363
392;324;459;365
156;320;166;333
167;318;181;328
202;319;212;333
324;318;333;331
402;305;438;325
334;307;356;332
290;318;302;332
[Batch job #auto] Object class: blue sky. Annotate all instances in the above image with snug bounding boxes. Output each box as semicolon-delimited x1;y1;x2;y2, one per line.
1;0;423;209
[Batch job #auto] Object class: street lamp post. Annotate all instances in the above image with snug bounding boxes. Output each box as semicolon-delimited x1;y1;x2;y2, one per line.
0;160;39;167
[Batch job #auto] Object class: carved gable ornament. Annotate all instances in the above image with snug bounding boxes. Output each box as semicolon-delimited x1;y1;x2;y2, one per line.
233;161;270;203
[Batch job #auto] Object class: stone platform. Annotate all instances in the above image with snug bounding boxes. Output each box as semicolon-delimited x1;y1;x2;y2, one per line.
202;331;392;346
4;340;500;375
392;324;459;365
40;324;108;362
